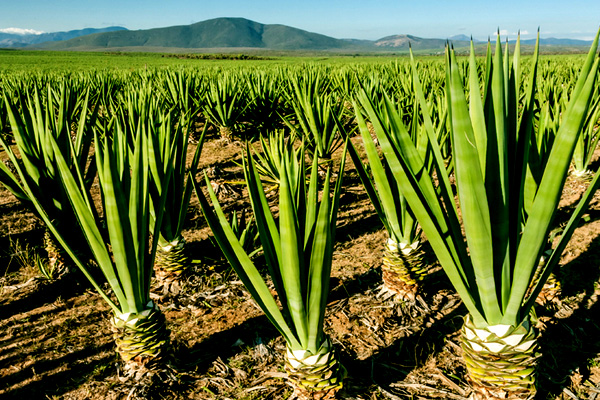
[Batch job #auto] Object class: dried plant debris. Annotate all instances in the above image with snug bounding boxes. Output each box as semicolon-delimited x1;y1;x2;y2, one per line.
2;114;600;400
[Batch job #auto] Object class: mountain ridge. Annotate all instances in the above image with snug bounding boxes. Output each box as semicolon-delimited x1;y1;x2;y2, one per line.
36;18;352;51
3;18;593;52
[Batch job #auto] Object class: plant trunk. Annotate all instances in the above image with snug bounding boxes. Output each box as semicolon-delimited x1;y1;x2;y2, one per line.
285;336;346;400
111;302;170;378
154;235;189;281
219;125;234;142
380;237;427;302
43;228;71;278
460;314;540;400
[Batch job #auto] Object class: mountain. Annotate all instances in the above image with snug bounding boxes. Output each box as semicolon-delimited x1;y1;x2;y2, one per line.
37;18;354;51
519;37;593;46
33;19;494;53
449;34;480;42
8;18;594;53
0;27;127;48
373;34;470;50
35;18;474;52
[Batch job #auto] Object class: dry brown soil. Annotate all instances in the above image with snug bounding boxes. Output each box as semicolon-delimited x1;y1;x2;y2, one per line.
1;131;600;399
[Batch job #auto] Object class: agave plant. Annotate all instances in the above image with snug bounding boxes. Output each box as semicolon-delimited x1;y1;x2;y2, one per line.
0;83;97;276
195;140;348;399
284;70;347;167
244;70;285;132
88;72;124;118
229;130;301;194
249;129;300;192
111;83;207;290
226;208;261;259
354;32;600;399
148;114;206;285
9;102;174;377
348;69;450;307
347;105;430;305
202;71;249;142
158;69;201;121
331;66;359;104
116;85;207;287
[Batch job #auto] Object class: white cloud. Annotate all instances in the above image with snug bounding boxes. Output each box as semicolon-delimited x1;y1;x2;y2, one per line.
0;27;44;35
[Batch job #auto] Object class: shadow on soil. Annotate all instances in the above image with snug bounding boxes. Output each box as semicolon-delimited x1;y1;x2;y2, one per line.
0;273;91;321
537;230;600;399
341;292;467;398
0;343;115;399
174;312;280;373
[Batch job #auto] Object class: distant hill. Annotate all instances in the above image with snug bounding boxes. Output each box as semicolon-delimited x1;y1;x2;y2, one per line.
449;34;475;42
7;17;594;53
373;34;470;50
518;37;593;46
37;18;354;51
35;18;477;52
0;27;126;48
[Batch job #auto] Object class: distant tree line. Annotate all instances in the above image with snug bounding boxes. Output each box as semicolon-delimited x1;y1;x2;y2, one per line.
161;53;271;60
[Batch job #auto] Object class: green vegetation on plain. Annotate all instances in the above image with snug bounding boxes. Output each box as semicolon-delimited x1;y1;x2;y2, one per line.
0;49;422;73
1;32;599;400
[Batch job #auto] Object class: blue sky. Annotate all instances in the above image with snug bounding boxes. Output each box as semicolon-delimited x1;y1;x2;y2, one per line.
1;0;599;41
